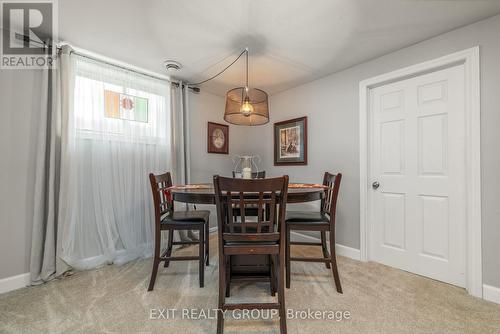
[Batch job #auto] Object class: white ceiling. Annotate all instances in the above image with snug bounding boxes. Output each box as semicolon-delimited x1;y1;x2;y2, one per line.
59;0;500;96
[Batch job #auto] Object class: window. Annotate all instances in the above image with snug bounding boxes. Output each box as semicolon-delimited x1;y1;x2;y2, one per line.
73;56;170;144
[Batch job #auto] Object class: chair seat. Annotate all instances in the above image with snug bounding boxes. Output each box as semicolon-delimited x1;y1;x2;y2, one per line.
285;211;329;224
161;210;210;224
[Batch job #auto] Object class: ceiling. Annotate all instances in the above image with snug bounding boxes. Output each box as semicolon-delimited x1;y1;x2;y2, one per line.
59;0;500;96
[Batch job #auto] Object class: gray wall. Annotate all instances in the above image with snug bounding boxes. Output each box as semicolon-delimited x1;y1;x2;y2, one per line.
189;90;240;183
187;90;248;228
243;14;500;288
0;70;42;279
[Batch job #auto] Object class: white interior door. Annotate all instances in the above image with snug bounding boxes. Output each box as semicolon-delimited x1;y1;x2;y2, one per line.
369;65;466;287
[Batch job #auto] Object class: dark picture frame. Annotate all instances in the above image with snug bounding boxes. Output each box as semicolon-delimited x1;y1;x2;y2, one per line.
274;116;307;165
207;122;229;154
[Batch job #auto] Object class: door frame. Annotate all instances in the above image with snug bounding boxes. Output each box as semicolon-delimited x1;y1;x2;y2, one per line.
359;47;482;297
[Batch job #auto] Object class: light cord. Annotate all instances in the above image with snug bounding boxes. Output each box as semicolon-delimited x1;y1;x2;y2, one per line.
245;48;249;90
190;48;248;87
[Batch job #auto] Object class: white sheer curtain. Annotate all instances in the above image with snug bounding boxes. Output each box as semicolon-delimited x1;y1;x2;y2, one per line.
59;55;173;269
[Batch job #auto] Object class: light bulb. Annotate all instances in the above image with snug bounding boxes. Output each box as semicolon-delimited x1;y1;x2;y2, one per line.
240;97;254;117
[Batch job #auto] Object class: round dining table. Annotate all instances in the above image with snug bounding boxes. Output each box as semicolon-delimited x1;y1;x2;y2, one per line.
170;182;326;277
170;183;326;205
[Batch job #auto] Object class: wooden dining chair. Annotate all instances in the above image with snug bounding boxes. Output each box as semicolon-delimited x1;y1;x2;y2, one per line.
285;172;342;293
148;172;210;291
214;175;289;334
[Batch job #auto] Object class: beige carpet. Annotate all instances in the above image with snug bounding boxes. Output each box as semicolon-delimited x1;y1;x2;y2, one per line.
1;235;500;334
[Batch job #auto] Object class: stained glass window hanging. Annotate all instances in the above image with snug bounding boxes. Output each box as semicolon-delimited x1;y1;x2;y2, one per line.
104;90;148;123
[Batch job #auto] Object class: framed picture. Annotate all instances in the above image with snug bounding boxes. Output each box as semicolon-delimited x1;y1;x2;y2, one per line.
207;122;229;154
274;116;307;165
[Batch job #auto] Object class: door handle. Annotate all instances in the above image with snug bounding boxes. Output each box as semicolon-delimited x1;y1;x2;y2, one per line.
372;181;380;190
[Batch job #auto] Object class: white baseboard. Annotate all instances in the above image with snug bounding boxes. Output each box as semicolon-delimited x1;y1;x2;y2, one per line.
290;231;361;261
335;243;362;261
0;273;30;294
483;284;500;305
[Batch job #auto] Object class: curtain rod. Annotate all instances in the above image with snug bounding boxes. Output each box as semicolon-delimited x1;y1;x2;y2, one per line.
69;48;198;92
11;31;200;92
70;48;199;92
170;81;200;92
68;47;170;82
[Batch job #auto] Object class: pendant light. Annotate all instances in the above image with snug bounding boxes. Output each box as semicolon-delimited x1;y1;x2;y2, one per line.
224;48;269;126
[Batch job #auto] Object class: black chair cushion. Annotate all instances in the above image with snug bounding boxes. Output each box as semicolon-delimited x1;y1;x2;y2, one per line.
285;211;329;224
161;210;210;224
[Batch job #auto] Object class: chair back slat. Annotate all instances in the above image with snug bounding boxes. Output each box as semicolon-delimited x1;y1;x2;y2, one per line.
214;176;289;246
321;172;342;225
239;192;246;232
226;191;234;233
257;192;264;233
268;191;276;229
